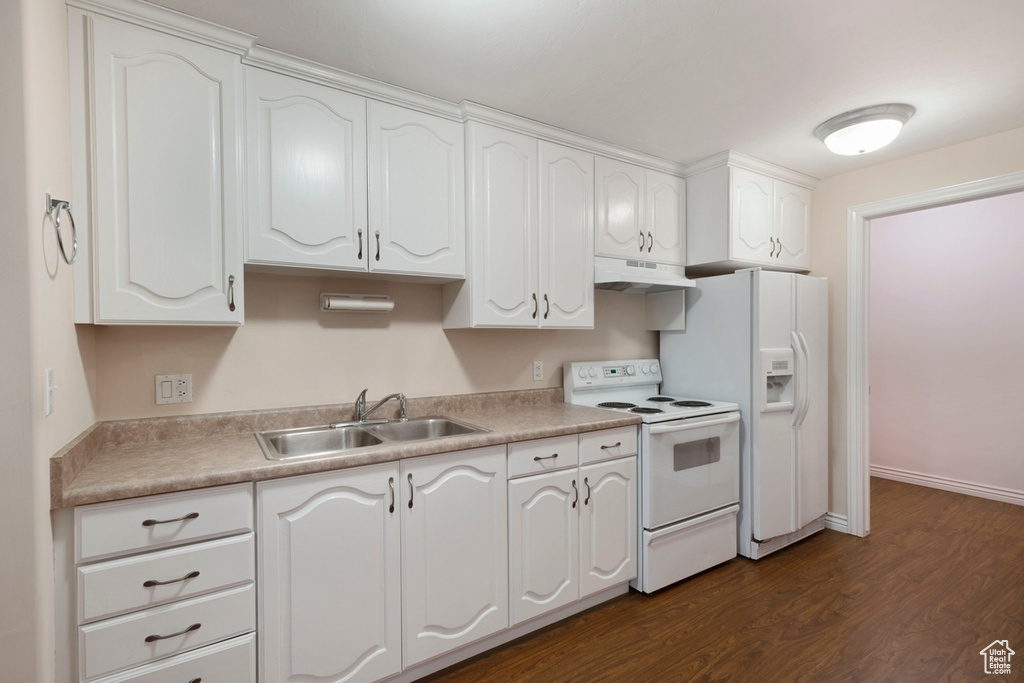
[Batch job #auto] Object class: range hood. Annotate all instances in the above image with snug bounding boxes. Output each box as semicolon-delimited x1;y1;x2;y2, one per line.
594;256;696;294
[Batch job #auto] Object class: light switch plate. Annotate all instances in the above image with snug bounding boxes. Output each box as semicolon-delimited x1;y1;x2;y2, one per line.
155;374;193;405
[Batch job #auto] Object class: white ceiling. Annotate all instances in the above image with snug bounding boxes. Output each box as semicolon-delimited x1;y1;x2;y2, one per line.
150;0;1024;180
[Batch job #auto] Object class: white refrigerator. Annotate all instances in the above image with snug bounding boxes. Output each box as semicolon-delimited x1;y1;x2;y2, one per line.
660;269;828;559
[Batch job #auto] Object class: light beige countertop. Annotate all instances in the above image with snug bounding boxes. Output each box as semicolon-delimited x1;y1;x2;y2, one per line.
50;388;640;509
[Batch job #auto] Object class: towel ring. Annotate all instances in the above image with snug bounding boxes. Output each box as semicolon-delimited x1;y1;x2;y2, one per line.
46;193;77;265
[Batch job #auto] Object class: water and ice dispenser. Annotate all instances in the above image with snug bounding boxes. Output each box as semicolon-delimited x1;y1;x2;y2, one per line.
761;348;794;412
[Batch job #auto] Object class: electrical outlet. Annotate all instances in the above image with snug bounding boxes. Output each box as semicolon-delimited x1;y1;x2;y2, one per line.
156;374;193;405
533;361;544;382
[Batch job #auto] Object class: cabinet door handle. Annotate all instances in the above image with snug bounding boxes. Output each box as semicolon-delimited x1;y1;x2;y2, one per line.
638;230;645;252
543;294;550;320
571;479;578;508
375;230;381;262
776;238;783;257
357;229;364;260
584;477;591;506
532;293;538;320
769;236;777;258
141;511;198;527
227;275;236;312
143;570;199;588
388;476;395;514
599;441;621;450
407;473;414;509
144;622;201;643
647;230;653;253
533;453;558;462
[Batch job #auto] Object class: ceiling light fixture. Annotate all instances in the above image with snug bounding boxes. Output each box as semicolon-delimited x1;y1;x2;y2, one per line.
814;103;915;156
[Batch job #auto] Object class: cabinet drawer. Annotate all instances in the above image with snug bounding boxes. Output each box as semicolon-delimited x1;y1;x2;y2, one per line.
79;533;255;624
579;426;637;465
90;632;255;683
76;484;253;562
508;435;578;478
79;583;254;681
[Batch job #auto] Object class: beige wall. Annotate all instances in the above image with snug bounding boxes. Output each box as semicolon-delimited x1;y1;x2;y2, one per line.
94;274;657;419
811;125;1024;519
1;0;97;679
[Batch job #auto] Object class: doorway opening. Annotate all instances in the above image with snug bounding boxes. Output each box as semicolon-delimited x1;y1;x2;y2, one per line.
845;170;1024;536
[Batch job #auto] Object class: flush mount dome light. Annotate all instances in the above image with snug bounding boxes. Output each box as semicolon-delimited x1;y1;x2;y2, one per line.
815;103;915;155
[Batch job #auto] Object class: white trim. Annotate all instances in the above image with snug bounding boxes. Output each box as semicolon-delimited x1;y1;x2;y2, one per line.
871;465;1024;507
683;149;819;189
824;512;848;534
846;170;1024;537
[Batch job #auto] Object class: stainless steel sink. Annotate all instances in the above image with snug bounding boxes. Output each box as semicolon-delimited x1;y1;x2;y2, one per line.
256;416;489;460
363;416;485;443
257;425;383;460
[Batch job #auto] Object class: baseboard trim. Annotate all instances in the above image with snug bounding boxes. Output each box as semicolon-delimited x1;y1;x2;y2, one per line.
870;465;1024;506
824;512;849;534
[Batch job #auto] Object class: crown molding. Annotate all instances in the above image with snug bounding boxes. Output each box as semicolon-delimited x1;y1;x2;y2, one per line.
684;150;818;189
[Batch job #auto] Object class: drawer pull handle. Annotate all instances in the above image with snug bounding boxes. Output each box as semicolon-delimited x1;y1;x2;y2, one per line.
188;679;202;683
599;441;622;450
143;570;200;588
144;622;201;643
533;453;558;462
142;512;199;527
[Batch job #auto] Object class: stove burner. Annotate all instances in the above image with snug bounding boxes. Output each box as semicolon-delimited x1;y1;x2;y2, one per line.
647;396;675;402
597;401;636;409
631;407;664;414
672;400;713;407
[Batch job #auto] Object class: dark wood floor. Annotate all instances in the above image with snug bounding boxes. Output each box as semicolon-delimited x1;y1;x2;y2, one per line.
421;478;1024;682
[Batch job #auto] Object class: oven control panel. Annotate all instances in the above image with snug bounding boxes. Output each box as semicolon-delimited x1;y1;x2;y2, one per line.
564;359;662;389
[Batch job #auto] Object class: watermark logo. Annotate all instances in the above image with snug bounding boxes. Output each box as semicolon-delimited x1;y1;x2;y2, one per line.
980;640;1014;675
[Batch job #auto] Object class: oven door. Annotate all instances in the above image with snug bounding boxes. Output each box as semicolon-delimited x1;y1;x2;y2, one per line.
641;411;740;530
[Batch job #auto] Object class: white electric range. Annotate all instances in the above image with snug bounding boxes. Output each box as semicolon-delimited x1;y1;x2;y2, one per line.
565;359;741;593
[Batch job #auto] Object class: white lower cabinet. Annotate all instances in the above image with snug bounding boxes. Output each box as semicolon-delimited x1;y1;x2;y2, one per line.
68;484;255;682
508;429;637;626
257;445;508;682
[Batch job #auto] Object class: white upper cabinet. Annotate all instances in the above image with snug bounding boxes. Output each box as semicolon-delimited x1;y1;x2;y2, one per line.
368;101;466;278
443;122;593;329
245;69;465;278
72;13;245;324
245;68;368;271
595;157;686;267
686;152;815;275
539;141;595;328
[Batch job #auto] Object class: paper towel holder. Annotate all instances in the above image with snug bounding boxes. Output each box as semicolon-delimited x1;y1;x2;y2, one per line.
320;292;394;313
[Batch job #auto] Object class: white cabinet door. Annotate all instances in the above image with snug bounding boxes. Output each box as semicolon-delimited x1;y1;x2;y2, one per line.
258;464;402;683
646;170;686;265
90;18;243;323
508;469;579;625
402;446;508;666
466;123;538;326
774;180;812;271
579;456;637;598
368;101;465;278
729;167;774;265
595;157;644;259
538;141;594;329
245;67;367;271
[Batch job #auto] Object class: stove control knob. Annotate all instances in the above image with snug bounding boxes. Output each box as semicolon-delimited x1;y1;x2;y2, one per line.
626;365;635;376
588;367;597;378
651;362;660;374
640;363;650;374
578;367;587;379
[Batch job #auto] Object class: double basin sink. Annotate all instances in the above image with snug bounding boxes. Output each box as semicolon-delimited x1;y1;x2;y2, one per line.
256;416;489;461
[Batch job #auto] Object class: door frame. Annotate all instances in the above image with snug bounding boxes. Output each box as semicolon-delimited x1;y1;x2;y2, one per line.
846;170;1024;537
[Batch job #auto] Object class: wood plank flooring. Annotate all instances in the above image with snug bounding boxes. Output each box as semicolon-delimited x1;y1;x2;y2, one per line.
421;478;1024;682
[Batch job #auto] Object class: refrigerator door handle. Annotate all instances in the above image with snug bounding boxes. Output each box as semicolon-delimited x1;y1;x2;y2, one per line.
792;330;812;428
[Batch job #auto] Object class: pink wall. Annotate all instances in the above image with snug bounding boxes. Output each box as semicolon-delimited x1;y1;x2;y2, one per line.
869;191;1024;500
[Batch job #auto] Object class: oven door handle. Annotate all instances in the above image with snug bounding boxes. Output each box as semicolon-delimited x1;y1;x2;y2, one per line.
647;412;739;434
